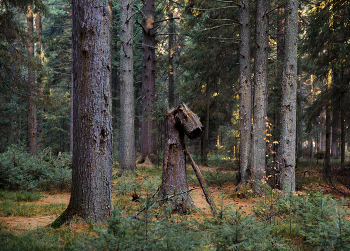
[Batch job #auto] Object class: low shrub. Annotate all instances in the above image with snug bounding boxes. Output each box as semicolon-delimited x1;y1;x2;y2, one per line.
0;145;72;192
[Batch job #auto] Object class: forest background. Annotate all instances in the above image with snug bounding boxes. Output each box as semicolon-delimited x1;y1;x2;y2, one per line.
1;0;350;250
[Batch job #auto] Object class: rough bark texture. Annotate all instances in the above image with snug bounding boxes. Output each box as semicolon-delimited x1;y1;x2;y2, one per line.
27;5;37;156
160;111;193;213
278;0;298;192
54;0;112;225
325;73;332;176
176;103;203;139
141;0;157;161
160;104;203;213
168;0;175;108
252;0;269;191
120;0;136;171
238;0;252;184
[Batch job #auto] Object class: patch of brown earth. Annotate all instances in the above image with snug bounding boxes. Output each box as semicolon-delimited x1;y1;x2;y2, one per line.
0;215;57;232
0;193;70;231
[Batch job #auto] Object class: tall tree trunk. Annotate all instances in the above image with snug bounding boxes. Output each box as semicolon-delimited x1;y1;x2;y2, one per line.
238;0;252;184
53;0;112;226
35;11;44;149
252;0;269;191
201;86;210;166
325;71;332;176
27;5;37;155
120;0;136;171
340;95;345;168
331;101;339;159
141;0;157;161
168;0;175;108
278;0;298;192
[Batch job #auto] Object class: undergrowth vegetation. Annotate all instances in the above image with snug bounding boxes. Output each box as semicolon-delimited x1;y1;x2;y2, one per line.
0;152;350;250
0;145;72;192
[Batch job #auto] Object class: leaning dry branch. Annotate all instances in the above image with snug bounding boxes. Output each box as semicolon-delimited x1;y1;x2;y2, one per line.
184;150;218;217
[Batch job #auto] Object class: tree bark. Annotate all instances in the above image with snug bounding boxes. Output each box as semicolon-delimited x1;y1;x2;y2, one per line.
252;0;269;191
238;0;252;184
325;71;332;176
120;0;136;171
53;0;112;226
168;0;175;108
27;5;37;155
160;111;193;213
141;0;157;161
331;93;340;159
278;0;298;192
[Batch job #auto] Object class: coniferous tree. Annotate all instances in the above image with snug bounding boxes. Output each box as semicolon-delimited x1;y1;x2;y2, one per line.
252;0;269;192
140;0;157;162
238;0;252;184
27;5;37;155
120;0;136;171
278;0;298;192
53;0;112;225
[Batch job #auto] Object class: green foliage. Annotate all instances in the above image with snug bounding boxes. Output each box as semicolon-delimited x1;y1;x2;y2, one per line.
254;188;350;250
76;209;204;251
0;145;71;191
0;190;42;202
207;208;289;250
201;169;237;187
114;170;160;197
0;228;62;251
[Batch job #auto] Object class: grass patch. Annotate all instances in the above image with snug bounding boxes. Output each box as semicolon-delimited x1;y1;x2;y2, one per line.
201;170;237;187
0;201;66;217
0;190;42;202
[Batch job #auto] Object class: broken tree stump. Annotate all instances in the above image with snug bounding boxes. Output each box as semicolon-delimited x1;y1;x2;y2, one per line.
160;103;216;215
160;108;193;213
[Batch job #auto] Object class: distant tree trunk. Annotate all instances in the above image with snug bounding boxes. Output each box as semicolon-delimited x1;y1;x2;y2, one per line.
340;95;345;168
252;0;269;191
53;0;112;226
278;0;298;192
201;83;210;166
331;94;340;159
70;74;73;154
35;11;43;149
141;0;157;161
325;71;332;175
160;111;193;213
168;0;175;108
27;5;37;155
120;0;136;171
238;0;252;184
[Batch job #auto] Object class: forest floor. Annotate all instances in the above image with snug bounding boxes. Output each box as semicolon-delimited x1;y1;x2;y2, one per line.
1;157;350;232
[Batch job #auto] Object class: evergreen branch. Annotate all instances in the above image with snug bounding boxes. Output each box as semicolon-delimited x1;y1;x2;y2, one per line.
190;6;237;12
154;17;180;24
194;24;235;32
171;0;185;8
157;33;181;36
